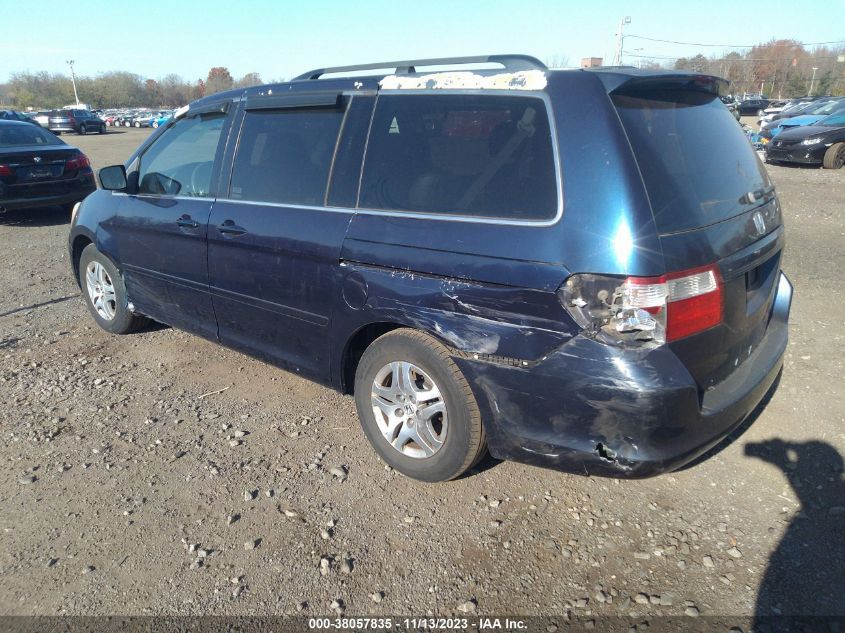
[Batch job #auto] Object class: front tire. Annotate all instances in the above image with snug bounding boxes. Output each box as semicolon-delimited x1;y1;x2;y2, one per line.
354;329;486;482
78;244;148;335
822;143;845;169
79;124;87;135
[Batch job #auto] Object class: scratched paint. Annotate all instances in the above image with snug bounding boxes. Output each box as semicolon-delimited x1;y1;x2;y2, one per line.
379;70;548;91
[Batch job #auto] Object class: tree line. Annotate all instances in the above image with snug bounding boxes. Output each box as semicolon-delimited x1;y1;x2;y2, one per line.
0;67;268;110
2;39;843;109
652;40;845;98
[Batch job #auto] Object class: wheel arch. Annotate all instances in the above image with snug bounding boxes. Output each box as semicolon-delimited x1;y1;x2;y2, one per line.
339;322;405;395
70;233;94;287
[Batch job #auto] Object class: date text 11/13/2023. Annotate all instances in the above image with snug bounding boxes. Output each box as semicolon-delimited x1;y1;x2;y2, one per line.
307;617;528;629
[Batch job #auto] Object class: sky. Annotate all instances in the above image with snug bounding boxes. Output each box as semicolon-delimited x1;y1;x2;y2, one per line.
1;0;844;82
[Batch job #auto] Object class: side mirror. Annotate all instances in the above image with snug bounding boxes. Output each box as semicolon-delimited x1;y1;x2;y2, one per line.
99;164;127;191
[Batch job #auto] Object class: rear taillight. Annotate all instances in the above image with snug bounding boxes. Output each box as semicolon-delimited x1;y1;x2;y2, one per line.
0;164;11;177
65;154;91;172
560;265;723;346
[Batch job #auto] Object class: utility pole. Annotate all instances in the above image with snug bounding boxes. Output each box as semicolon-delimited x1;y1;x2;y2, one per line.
809;66;818;96
66;59;80;106
614;16;631;66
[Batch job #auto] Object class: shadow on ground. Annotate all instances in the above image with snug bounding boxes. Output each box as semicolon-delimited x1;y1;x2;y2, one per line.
747;438;845;627
0;205;69;227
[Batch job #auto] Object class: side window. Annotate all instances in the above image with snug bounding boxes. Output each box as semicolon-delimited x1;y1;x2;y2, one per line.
360;94;558;221
137;112;226;197
229;108;344;206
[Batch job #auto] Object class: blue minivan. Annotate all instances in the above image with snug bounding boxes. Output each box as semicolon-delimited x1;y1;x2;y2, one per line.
68;55;792;482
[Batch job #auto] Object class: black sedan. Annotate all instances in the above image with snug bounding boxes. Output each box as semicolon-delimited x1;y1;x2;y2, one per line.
739;98;771;116
0;120;96;212
765;113;845;169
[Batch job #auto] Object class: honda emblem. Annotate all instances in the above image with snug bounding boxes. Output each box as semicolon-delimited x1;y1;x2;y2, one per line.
33;156;42;163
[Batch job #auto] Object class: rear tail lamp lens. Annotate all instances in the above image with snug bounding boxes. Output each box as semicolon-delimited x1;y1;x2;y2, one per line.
560;265;723;346
64;154;91;172
0;164;12;176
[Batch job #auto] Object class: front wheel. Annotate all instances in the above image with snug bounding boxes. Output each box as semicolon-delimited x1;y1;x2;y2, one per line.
79;124;87;135
354;329;486;482
152;121;159;128
822;143;845;169
78;244;149;334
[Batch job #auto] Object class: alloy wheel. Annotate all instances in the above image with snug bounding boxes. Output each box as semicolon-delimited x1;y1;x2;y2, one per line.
371;361;448;459
85;260;117;321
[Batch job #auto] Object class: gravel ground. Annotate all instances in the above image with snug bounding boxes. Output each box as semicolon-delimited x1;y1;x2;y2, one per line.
1;127;843;623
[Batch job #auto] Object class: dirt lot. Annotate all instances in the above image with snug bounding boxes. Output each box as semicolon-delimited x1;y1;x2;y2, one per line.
1;126;843;626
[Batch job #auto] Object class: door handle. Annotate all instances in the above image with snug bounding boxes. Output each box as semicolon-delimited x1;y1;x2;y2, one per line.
218;220;247;236
176;215;200;228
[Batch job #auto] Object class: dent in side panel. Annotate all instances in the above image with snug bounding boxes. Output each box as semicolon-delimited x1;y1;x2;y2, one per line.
336;263;577;361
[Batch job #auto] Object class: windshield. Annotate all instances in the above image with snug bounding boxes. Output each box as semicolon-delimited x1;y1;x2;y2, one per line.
819;114;845;127
612;89;771;235
0;124;64;147
808;100;843;115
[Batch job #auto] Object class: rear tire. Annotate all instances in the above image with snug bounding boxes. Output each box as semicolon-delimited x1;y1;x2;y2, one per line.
99;124;105;134
822;143;845;169
354;329;486;482
78;244;149;335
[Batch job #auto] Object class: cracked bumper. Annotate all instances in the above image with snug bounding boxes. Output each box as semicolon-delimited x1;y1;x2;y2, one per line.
454;273;792;478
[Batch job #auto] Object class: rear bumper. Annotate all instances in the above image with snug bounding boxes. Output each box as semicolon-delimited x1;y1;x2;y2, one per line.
0;178;95;211
454;272;793;478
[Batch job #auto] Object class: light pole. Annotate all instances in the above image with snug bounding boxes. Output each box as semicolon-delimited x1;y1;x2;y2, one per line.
66;59;80;106
809;66;818;96
614;16;631;66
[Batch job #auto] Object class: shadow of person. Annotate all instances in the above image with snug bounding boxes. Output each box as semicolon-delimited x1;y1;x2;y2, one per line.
745;439;845;630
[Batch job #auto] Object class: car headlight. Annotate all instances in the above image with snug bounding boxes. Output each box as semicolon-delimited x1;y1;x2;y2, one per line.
801;137;823;145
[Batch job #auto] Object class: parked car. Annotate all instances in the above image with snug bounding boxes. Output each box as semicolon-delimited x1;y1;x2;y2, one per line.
719;95;740;121
0;110;41;126
68;56;791;482
151;111;174;128
765;112;845;168
760;99;822;129
0;120;96;212
130;112;156;127
760;98;845;140
738;98;771;116
30;111;52;128
48;109;106;135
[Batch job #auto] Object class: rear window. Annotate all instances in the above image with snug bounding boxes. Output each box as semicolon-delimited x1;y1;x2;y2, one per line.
613;90;770;234
360;94;558;221
0;124;63;147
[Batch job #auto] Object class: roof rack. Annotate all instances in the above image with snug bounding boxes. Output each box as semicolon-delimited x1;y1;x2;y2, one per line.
293;54;547;81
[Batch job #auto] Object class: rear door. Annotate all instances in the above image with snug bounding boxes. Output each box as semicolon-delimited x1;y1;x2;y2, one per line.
207;92;366;378
108;103;233;338
611;84;784;389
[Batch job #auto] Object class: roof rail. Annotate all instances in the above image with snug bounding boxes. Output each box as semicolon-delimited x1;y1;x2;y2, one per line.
293;54;547;81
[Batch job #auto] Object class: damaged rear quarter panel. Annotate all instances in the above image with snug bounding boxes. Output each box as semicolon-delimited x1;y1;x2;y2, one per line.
332;260;578;375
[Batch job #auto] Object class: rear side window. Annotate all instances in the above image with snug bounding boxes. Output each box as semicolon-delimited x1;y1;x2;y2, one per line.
360;94;558;221
230;108;344;206
612;90;771;234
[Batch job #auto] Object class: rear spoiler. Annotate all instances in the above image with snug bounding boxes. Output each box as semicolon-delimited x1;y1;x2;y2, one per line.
584;67;728;96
